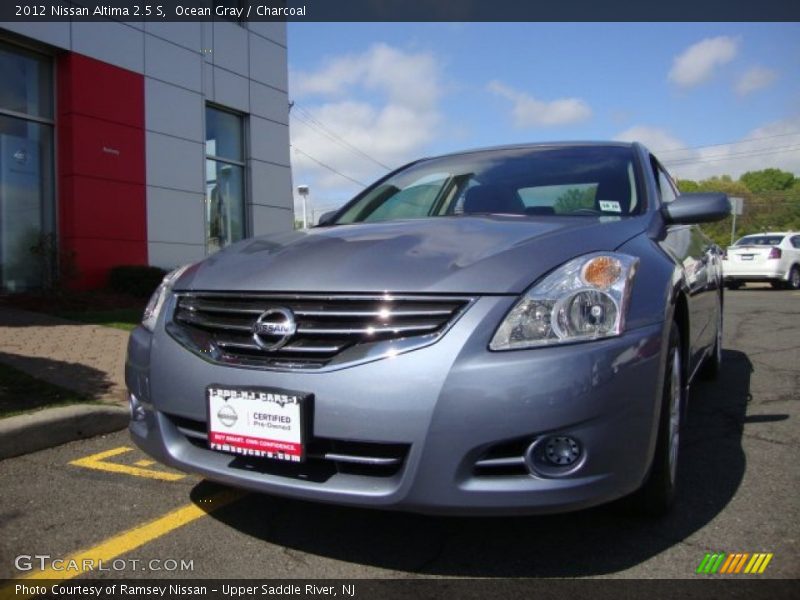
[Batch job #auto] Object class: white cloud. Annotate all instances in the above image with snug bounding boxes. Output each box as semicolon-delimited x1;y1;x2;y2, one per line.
289;44;444;216
487;80;592;128
669;36;738;88
735;66;778;96
614;126;686;152
614;117;800;181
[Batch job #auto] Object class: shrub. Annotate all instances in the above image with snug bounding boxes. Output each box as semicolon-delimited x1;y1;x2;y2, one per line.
109;265;167;298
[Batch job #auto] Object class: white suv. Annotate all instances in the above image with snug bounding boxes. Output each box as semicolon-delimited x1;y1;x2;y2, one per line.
724;232;800;290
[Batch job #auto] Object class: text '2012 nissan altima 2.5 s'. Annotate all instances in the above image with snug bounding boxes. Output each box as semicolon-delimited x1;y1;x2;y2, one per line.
127;142;730;516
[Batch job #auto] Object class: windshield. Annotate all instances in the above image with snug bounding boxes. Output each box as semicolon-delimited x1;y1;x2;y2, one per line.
735;235;784;246
333;146;642;225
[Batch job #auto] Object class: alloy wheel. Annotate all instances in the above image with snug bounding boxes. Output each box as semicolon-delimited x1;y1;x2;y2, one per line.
791;267;800;290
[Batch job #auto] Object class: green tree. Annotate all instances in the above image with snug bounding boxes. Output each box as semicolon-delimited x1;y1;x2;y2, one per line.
677;177;751;247
675;171;799;247
740;168;795;193
553;187;595;213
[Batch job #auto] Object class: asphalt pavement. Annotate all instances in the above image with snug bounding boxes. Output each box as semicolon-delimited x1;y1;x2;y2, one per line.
1;288;797;581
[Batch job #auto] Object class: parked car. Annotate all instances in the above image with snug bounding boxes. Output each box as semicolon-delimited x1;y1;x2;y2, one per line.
723;232;800;290
127;142;729;516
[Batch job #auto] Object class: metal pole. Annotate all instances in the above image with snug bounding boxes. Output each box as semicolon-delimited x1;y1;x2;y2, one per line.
729;197;743;246
297;185;310;230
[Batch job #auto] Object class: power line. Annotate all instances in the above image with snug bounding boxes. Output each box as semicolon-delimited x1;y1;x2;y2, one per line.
295;105;392;169
654;131;800;155
291;104;392;171
291;145;367;187
663;143;800;167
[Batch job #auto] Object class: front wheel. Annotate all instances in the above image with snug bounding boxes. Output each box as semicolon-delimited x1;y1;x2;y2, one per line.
631;322;683;516
787;266;800;290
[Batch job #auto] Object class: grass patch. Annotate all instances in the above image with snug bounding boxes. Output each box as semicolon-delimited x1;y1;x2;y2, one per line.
0;362;97;419
54;309;142;331
1;290;145;331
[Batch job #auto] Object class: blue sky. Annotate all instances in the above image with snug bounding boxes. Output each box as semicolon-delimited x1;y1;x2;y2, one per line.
286;22;800;215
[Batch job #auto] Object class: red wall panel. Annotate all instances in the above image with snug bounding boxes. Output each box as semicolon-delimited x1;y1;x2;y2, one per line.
57;53;144;129
65;115;145;184
61;177;146;241
57;53;147;289
67;238;148;282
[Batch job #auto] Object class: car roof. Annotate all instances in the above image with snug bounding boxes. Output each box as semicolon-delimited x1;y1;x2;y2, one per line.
419;141;639;162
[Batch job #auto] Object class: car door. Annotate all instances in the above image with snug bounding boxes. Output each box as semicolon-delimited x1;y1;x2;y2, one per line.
654;158;719;374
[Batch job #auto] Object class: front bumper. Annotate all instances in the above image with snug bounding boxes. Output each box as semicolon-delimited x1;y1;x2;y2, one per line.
126;296;667;515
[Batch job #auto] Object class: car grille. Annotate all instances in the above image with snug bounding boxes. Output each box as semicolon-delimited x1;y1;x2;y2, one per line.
473;438;531;477
166;413;410;480
167;292;473;370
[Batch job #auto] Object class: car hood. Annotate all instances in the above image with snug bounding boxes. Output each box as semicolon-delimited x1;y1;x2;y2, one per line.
178;215;650;295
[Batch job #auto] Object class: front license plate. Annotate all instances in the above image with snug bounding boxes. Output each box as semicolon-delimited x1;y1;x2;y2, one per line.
207;386;307;462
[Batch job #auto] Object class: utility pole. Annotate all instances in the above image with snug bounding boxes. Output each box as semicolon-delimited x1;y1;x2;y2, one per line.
297;185;309;229
729;197;743;246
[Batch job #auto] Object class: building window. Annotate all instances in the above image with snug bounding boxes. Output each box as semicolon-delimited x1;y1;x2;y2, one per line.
0;41;54;291
205;105;245;254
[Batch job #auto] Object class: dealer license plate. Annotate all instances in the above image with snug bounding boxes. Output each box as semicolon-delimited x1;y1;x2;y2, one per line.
207;386;307;462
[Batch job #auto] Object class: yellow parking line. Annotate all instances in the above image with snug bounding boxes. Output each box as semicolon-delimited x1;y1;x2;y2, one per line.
1;488;244;596
69;447;185;481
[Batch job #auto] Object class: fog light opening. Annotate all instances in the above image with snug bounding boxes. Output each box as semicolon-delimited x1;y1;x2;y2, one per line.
129;393;146;422
525;435;584;477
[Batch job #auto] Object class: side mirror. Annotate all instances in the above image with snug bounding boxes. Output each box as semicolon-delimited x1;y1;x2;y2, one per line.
662;193;730;224
316;210;338;226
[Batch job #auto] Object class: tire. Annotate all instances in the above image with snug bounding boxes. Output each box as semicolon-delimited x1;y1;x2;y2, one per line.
726;281;742;290
700;295;723;380
788;266;800;290
631;323;683;516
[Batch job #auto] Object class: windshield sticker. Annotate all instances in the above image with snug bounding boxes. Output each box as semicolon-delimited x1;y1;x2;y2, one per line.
599;200;622;213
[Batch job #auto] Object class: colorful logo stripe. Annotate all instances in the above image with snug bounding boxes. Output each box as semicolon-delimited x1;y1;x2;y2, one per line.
697;552;773;574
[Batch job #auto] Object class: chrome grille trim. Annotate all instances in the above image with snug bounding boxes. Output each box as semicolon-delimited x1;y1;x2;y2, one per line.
320;453;402;466
168;292;475;371
293;308;453;318
175;425;207;441
295;322;440;335
167;414;408;474
177;428;401;465
474;456;526;468
473;437;532;477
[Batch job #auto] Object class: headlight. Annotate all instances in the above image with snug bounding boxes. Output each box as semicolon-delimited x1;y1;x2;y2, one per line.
141;265;191;332
490;252;638;350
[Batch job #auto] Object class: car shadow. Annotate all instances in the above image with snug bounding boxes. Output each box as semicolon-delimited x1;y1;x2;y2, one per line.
0;351;115;409
194;349;754;577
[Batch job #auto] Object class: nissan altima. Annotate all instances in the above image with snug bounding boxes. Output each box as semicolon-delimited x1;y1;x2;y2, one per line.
126;142;729;515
